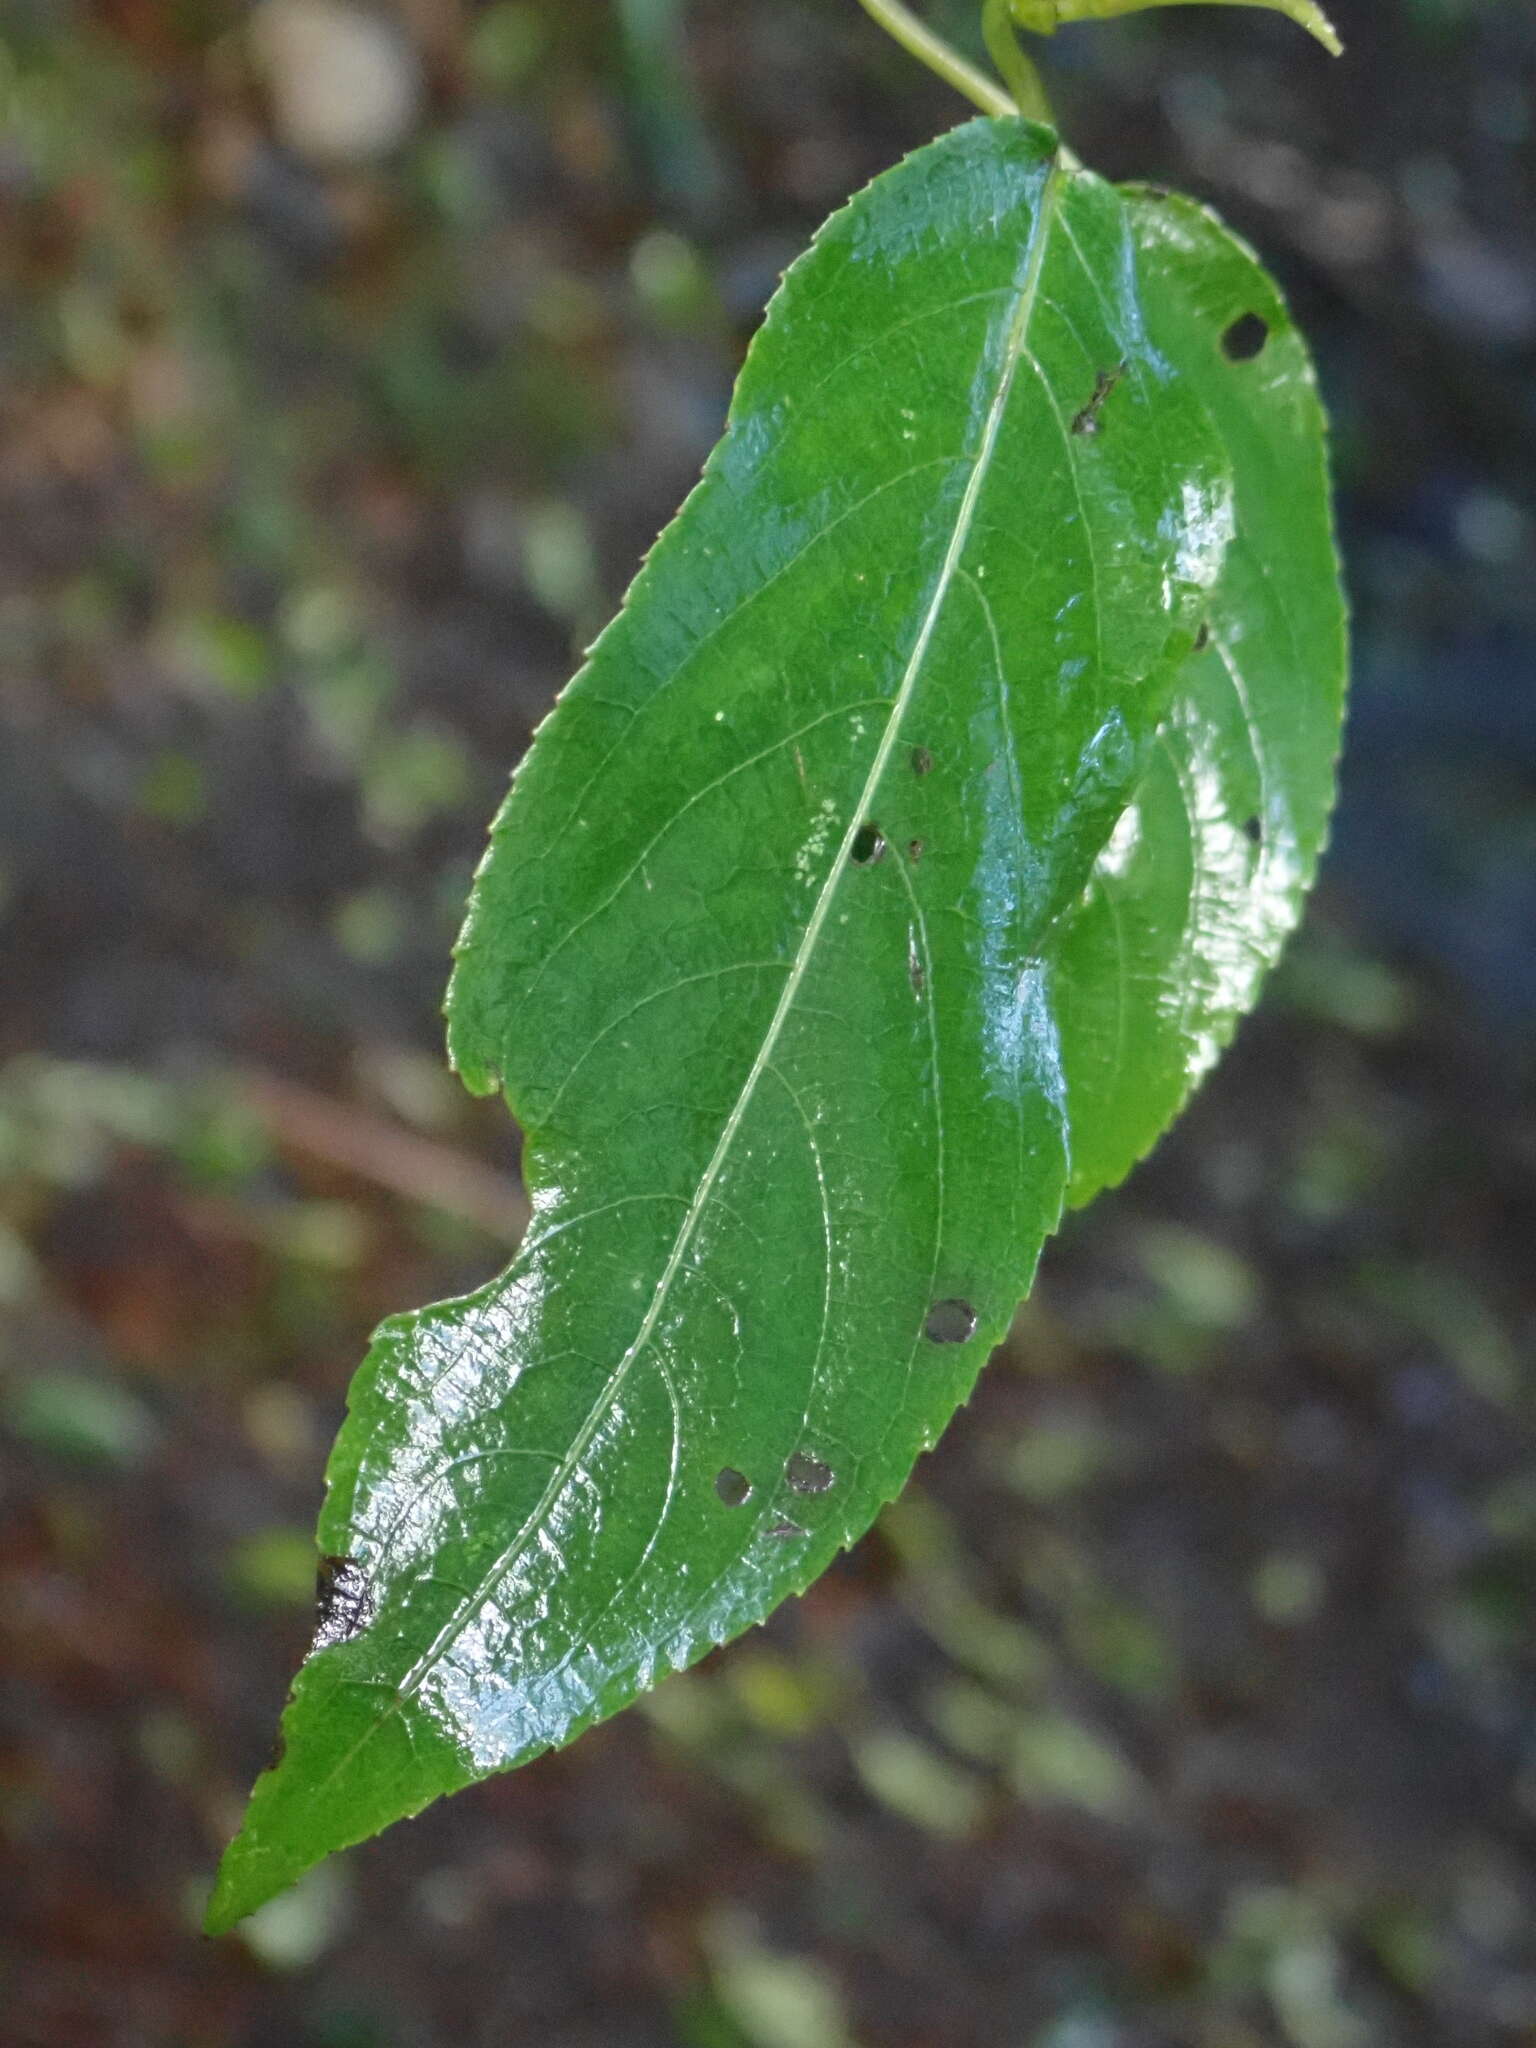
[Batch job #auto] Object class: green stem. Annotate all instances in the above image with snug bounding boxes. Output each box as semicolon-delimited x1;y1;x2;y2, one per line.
851;0;1016;118
981;0;1053;119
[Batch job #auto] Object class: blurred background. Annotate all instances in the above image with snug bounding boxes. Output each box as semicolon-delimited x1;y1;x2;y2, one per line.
1;0;1534;2041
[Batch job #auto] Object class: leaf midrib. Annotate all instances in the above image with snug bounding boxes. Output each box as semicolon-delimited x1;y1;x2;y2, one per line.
322;147;1068;1779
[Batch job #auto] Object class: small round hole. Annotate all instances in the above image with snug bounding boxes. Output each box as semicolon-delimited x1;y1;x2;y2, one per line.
908;838;924;862
911;746;934;776
716;1466;752;1507
786;1451;834;1495
1242;813;1262;847
1221;312;1269;362
924;1298;976;1344
851;823;886;866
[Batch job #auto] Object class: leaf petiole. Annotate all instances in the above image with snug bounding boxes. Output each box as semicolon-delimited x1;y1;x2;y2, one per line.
851;0;1017;119
982;0;1054;120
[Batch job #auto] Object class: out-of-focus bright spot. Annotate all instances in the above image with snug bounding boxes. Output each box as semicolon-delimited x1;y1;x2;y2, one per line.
703;1908;857;2048
1456;490;1532;566
415;1865;480;1929
5;1371;157;1468
632;229;710;323
1008;1713;1140;1818
301;656;397;768
242;1383;321;1473
58;279;128;386
282;585;359;661
138;1707;200;1787
1003;1413;1116;1501
851;1727;987;1836
264;1200;369;1269
362;724;472;843
1223;1887;1371;2048
469;2;546;92
333;887;407;964
640;1667;729;1746
1252;1551;1326;1625
251;1;422;165
726;1649;822;1737
226;1525;318;1608
355;1046;460;1131
1136;1222;1258;1332
520;498;598;622
233;1862;349;1970
161;612;272;703
1031;2015;1122;2048
1277;934;1412;1038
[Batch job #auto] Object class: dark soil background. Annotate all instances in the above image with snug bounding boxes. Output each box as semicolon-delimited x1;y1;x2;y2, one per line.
2;0;1535;2042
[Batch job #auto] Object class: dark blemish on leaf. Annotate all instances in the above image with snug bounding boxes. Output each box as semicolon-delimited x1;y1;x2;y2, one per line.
924;1298;977;1345
1243;813;1263;847
908;838;924;862
313;1554;375;1651
851;823;886;866
786;1451;834;1495
1193;622;1210;652
716;1466;752;1507
911;745;934;776
1222;312;1269;361
764;1518;806;1540
267;1727;288;1771
1071;362;1126;436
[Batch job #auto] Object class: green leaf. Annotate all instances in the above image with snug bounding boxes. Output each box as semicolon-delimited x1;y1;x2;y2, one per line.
1009;0;1342;61
1054;187;1347;1204
208;117;1344;1930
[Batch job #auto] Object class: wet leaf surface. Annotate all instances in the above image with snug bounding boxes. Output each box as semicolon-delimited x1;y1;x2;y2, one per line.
209;117;1344;1927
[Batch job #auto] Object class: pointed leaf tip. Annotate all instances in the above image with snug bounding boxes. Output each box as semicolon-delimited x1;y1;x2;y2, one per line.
203;1814;297;1934
203;1837;260;1936
1282;0;1342;55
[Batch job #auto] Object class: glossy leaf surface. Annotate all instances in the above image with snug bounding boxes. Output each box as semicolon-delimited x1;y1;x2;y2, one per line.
209;118;1344;1930
1054;187;1347;1204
